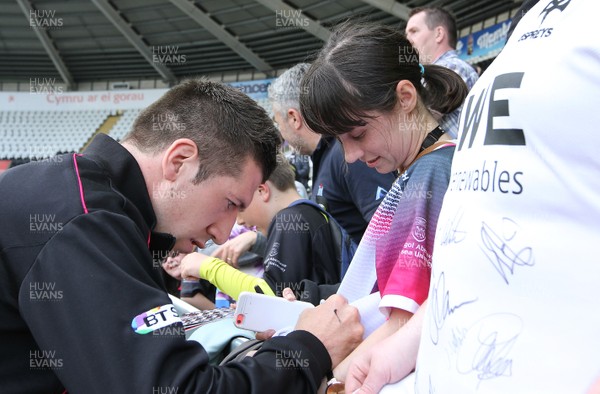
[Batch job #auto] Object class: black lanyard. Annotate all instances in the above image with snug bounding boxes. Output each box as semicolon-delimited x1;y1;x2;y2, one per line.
419;126;445;152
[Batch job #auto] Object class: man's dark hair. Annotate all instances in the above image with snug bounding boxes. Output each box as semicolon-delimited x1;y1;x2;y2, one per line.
410;6;458;48
123;79;281;183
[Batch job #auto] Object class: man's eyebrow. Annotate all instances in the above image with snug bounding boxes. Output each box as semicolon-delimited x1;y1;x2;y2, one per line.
233;197;247;210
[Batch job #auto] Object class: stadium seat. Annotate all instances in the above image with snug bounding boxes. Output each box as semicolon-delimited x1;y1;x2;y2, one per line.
0;110;108;160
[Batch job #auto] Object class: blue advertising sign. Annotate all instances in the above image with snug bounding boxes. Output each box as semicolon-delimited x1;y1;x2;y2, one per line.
227;79;274;101
456;20;512;64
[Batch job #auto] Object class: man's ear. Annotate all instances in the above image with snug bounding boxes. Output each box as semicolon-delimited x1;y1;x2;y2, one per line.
435;26;445;44
161;138;198;182
257;182;271;202
395;80;418;114
287;108;304;131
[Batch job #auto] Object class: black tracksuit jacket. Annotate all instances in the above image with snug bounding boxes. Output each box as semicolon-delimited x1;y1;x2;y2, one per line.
0;134;330;393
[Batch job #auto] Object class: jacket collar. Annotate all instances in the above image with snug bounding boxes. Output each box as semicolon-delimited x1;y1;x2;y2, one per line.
83;134;176;252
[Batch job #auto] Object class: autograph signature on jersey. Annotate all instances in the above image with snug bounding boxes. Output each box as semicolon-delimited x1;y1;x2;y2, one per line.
439;208;467;246
480;217;534;284
429;271;477;345
456;313;523;385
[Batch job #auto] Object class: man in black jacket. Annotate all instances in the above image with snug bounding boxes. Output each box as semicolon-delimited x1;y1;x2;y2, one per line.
0;80;362;393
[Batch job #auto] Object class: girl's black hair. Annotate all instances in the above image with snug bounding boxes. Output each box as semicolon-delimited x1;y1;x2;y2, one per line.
300;21;468;137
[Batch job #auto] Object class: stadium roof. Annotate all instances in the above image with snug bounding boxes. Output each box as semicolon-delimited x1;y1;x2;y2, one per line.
1;0;521;88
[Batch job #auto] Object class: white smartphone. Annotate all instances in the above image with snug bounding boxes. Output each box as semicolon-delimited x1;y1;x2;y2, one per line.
233;292;314;332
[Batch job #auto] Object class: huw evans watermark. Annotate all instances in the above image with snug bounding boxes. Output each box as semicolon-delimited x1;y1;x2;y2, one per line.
153;387;179;394
274;213;309;232
30;350;63;370
152;324;186;338
151;113;187;132
29;282;63;301
29;78;64;94
275;10;309;29
30;9;63;30
398;45;435;64
27;146;64;165
152;181;187;200
152;46;187;65
152;250;172;270
29;214;63;234
274;282;308;299
275;349;309;369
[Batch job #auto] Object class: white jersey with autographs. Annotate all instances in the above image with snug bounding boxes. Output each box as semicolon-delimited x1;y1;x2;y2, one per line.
414;0;600;392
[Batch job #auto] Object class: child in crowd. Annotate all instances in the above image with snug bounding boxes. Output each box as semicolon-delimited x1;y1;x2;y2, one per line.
298;21;467;382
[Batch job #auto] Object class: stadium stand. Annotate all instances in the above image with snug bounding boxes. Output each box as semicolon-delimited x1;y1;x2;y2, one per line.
108;108;142;141
0;109;112;161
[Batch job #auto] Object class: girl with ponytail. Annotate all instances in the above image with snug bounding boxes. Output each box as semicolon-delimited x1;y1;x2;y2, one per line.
299;21;467;387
